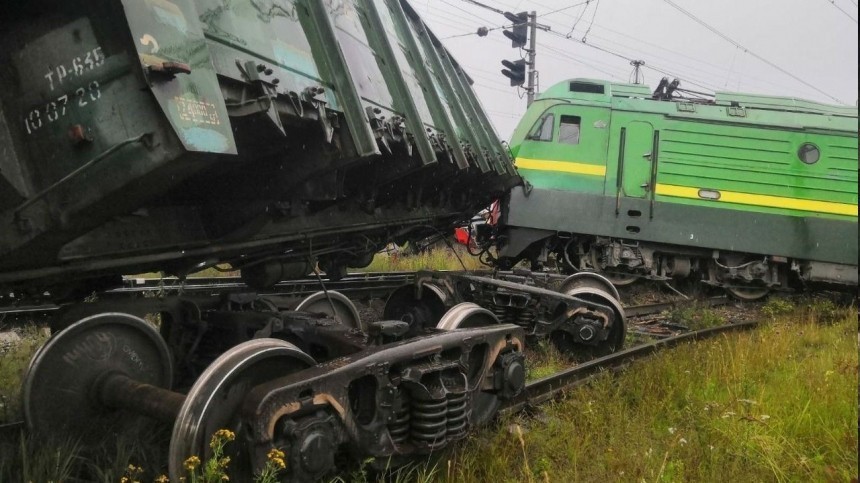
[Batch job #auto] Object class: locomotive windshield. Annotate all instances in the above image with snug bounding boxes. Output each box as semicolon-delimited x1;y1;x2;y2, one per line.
528;113;554;141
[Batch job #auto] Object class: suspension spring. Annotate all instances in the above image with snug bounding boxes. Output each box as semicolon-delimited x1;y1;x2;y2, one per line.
446;391;468;439
410;394;448;449
517;306;537;326
388;390;410;445
491;305;512;324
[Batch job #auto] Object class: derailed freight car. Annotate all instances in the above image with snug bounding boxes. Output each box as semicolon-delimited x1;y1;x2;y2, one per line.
0;0;518;296
0;1;608;481
496;78;858;299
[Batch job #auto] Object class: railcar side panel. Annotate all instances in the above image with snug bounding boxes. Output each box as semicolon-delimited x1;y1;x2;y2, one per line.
0;0;517;290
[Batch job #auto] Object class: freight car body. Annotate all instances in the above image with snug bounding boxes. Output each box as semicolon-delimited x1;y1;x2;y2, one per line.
0;0;517;297
498;79;858;298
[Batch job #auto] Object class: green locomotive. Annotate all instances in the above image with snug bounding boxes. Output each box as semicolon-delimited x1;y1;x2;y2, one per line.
496;78;858;299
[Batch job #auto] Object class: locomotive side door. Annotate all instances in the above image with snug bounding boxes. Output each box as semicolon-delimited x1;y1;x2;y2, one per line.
621;121;655;198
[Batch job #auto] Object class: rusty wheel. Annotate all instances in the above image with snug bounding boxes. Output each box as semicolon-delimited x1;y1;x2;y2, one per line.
725;285;770;301
296;290;362;331
552;287;626;359
23;313;173;436
559;272;621;301
168;339;315;482
383;283;448;336
436;303;502;426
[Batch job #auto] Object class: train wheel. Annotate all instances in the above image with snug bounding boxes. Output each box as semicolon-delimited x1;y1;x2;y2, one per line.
436;303;502;426
23;313;173;436
383;283;447;336
559;272;621;301
725;285;770;301
551;287;626;359
296;290;363;331
588;250;639;287
168;339;315;482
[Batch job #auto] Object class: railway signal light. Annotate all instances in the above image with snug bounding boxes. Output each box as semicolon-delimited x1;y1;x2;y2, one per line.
501;59;527;87
503;11;529;48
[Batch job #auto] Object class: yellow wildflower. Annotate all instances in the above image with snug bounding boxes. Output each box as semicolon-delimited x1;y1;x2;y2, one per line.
213;429;236;442
154;475;169;483
271;457;286;470
218;456;231;468
183;455;201;471
267;448;285;461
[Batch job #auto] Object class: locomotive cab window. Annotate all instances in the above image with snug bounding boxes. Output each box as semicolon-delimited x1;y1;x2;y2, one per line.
528;114;555;142
559;116;582;145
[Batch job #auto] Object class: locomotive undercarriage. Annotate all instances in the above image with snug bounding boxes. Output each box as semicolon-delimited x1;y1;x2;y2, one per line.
510;234;855;300
23;271;624;481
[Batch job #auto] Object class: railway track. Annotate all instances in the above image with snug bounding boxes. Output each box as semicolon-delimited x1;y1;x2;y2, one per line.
0;318;757;442
1;268;748;478
0;270;725;324
0;271;416;326
502;320;757;414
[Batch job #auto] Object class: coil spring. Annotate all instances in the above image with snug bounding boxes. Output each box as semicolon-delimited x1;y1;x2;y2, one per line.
388;391;410;444
410;395;448;448
446;392;468;439
491;305;513;324
517;306;537;326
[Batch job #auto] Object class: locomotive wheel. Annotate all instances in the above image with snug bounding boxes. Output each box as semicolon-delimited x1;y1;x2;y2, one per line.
23;313;172;435
168;339;315;482
559;272;621;301
587;250;639;287
725;285;770;301
552;287;627;359
296;290;363;331
383;283;447;336
436;303;501;426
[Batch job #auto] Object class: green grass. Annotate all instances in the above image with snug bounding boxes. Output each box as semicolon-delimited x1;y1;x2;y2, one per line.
0;325;48;425
442;304;858;482
130;247;481;280
360;246;485;273
526;341;572;381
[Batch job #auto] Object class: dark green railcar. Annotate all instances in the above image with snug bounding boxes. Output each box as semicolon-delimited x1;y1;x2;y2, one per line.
0;0;517;294
498;78;858;298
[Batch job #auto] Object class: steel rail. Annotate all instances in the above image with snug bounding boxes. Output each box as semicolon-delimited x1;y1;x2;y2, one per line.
0;272;419;321
0;319;757;441
624;295;729;318
0;284;726;326
501;320;758;414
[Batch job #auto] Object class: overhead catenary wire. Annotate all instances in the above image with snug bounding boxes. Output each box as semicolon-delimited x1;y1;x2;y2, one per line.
443;25;507;40
581;0;601;41
444;0;802;94
439;0;489;24
822;0;859;22
542;0;592;17
426;0;851;111
546;29;724;93
661;0;846;104
547;12;812;97
566;1;592;37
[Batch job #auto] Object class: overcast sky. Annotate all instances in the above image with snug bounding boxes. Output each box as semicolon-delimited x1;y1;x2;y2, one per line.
409;0;859;139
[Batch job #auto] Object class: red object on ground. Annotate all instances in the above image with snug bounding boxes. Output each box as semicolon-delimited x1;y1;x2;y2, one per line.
454;227;470;246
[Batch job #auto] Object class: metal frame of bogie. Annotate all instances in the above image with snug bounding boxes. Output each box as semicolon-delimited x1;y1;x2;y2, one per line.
23;271;624;481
